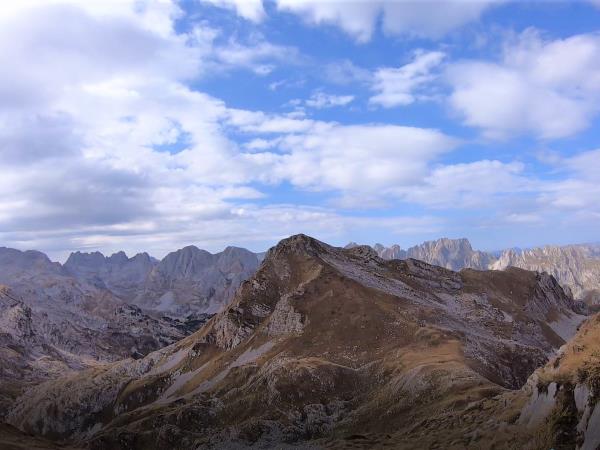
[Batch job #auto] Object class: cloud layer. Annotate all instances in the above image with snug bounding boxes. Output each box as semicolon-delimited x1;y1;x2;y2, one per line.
0;1;598;258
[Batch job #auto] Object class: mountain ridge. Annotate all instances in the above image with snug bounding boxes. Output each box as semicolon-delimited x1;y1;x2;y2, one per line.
351;237;600;305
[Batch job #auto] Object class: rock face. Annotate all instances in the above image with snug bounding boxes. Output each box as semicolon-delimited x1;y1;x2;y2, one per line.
64;250;156;299
0;256;195;395
133;246;260;317
354;239;600;304
373;242;405;260
355;237;493;269
404;237;495;270
6;234;587;449
492;245;600;303
65;245;260;318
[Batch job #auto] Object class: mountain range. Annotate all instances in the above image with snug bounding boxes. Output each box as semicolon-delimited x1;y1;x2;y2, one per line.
1;235;600;448
2;234;597;449
0;245;260;422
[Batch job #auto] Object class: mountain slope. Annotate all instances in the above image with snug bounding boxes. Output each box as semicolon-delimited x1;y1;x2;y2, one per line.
355;239;600;305
0;248;205;419
6;235;585;448
492;245;600;305
132;245;260;317
64;251;156;300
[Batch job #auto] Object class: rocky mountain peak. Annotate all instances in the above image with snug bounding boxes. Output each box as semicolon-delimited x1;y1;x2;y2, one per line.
64;250;106;269
107;250;128;264
266;233;332;259
0;247;63;277
157;245;214;278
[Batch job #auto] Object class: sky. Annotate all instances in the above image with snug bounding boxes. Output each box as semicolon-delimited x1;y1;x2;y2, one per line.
0;0;599;261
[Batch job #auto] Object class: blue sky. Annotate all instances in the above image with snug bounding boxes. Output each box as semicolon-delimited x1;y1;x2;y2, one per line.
0;0;599;260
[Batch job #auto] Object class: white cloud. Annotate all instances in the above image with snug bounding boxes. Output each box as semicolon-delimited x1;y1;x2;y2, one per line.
200;0;266;22
212;37;299;75
270;124;459;192
398;160;535;208
370;50;445;108
305;92;354;109
537;149;600;214
380;1;499;39
3;0;596;258
447;29;600;139
275;0;499;42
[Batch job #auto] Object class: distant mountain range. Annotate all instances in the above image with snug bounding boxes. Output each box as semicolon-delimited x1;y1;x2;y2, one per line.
0;245;261;418
347;238;600;304
64;245;260;316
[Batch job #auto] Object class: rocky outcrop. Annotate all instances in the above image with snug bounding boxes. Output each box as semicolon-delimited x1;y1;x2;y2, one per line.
373;243;405;260
492;245;600;302
0;246;214;418
360;237;495;269
134;245;260;317
352;239;600;304
64;245;261;318
509;313;600;449
405;237;495;270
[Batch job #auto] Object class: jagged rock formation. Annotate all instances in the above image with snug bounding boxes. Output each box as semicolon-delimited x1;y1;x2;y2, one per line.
352;239;600;305
0;243;260;416
132;246;260;317
514;312;600;449
0;281;195;416
64;250;157;300
5;234;586;449
404;237;495;270
350;237;494;270
492;244;600;304
64;246;260;318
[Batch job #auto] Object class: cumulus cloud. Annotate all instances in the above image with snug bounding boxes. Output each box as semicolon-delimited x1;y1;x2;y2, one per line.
2;1;596;258
538;149;600;214
275;0;499;42
370;51;445;108
200;0;265;22
269;124;459;192
447;29;600;139
398;160;536;208
0;0;457;258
